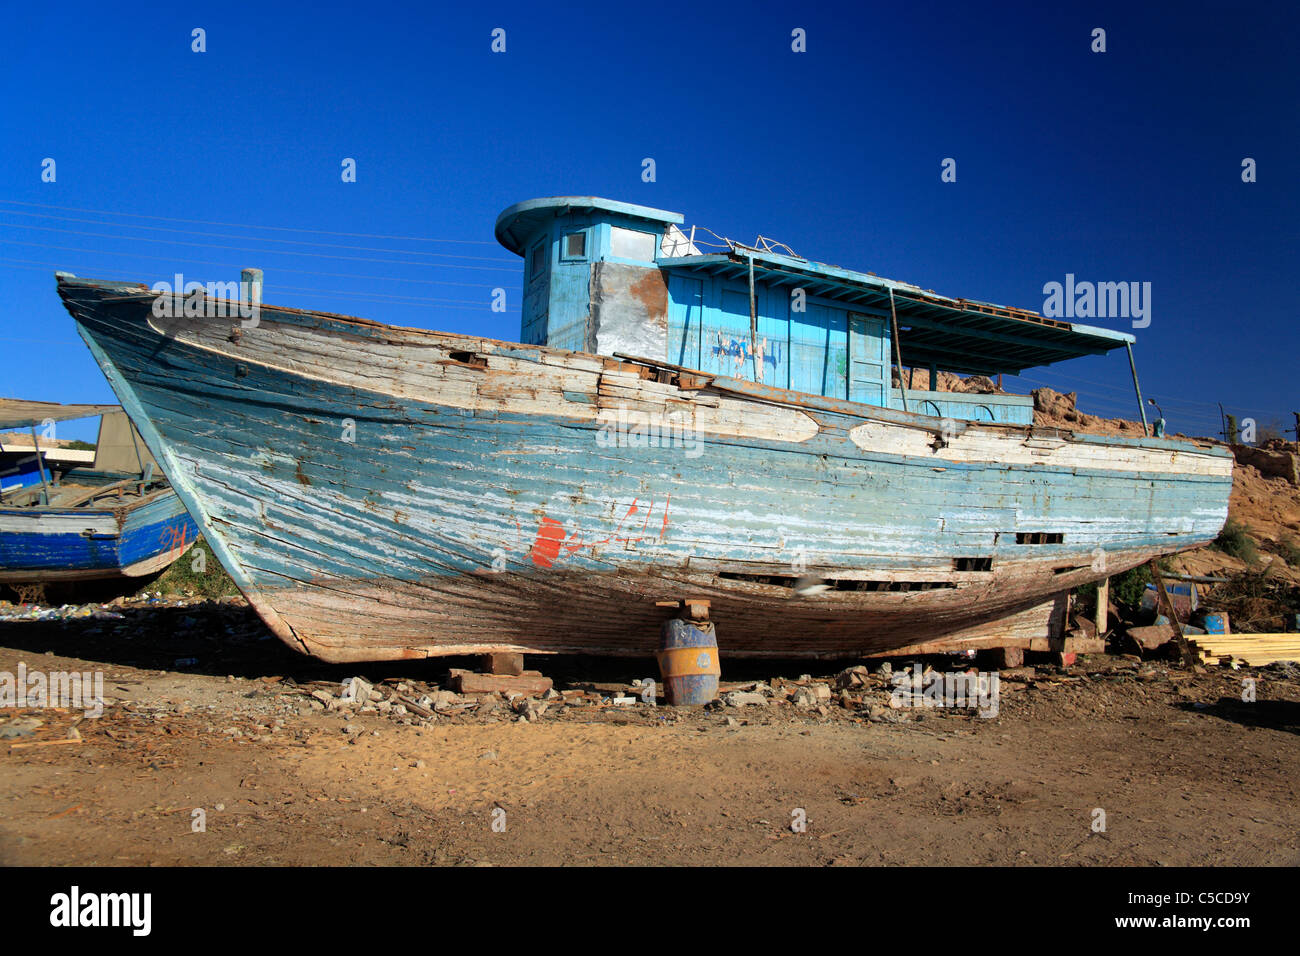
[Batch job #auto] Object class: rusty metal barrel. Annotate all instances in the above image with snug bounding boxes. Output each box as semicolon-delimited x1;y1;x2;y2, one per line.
657;618;721;705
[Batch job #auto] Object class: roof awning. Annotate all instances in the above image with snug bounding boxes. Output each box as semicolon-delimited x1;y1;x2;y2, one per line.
496;196;683;256
0;399;121;430
658;251;1134;376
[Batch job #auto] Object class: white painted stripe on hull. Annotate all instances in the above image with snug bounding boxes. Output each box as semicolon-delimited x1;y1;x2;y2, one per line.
0;513;120;536
849;421;1232;477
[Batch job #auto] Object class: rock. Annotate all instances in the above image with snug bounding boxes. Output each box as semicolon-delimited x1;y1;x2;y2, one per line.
0;717;42;739
724;691;768;708
834;666;869;690
428;690;460;710
876;662;893;677
809;683;832;701
339;676;373;705
512;699;549;719
791;687;819;709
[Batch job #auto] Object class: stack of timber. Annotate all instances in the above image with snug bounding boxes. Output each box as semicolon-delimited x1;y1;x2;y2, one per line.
1190;634;1300;667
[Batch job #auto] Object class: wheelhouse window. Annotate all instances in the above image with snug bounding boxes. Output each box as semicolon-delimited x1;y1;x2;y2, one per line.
528;241;547;281
562;231;587;260
609;226;655;262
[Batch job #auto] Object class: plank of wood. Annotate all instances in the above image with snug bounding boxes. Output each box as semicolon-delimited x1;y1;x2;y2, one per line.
397;696;434;718
8;737;82;749
49;477;139;508
1149;559;1196;666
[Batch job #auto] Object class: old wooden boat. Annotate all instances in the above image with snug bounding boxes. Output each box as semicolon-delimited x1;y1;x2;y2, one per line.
55;197;1232;662
0;400;198;600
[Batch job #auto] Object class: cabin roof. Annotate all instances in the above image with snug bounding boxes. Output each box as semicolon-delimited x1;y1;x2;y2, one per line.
495;196;683;256
658;250;1135;376
0;399;120;430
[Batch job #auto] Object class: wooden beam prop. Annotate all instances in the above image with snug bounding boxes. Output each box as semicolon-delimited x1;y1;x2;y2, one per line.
1148;559;1195;666
1096;576;1109;635
1126;342;1151;435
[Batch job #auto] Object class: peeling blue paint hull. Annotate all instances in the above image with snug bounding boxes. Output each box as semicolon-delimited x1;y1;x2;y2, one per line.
59;277;1233;663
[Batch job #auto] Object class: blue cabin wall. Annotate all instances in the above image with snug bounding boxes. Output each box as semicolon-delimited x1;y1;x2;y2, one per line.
515;213;668;353
516;210;1034;425
666;277;883;404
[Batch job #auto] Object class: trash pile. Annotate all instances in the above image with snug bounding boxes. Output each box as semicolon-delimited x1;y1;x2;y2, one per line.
0;591;185;622
0;603;126;622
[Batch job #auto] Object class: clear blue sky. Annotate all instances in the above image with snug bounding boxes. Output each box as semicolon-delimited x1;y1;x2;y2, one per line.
2;0;1295;440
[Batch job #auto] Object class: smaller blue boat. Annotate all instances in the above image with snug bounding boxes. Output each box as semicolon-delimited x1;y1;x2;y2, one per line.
0;400;198;601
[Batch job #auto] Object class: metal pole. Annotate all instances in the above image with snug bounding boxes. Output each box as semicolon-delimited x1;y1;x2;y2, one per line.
747;255;757;379
128;422;146;476
29;425;51;503
1125;342;1150;434
888;289;909;413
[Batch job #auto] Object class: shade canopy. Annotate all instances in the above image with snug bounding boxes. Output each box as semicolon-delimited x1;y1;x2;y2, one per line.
0;399;121;430
659;251;1135;376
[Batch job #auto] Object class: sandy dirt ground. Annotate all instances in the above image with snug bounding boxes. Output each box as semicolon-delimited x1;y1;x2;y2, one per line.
1;600;1298;867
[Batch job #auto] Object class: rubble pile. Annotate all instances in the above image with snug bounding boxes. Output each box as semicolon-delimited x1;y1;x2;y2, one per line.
285;660;1012;735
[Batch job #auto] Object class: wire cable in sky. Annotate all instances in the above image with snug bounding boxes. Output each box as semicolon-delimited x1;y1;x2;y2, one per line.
0;198;501;244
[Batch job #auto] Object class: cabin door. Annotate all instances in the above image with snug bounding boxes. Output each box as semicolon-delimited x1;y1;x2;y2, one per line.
848;313;888;407
667;275;704;369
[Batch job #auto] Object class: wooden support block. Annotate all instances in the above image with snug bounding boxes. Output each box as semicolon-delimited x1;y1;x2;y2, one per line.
479;652;524;676
1096;577;1109;634
1063;633;1106;655
448;669;552;696
993;646;1024;669
684;598;711;621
